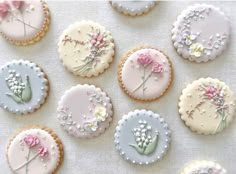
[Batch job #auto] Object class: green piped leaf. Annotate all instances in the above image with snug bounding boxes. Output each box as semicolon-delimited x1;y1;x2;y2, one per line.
6;93;23;103
144;134;158;155
129;144;144;154
21;75;32;102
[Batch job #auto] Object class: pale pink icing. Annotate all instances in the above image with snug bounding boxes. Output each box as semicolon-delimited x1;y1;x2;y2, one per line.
57;84;113;138
121;48;172;100
0;0;46;41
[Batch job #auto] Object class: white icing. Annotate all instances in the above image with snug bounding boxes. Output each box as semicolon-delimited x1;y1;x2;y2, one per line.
0;0;47;42
172;4;230;62
114;109;171;165
181;160;226;174
57;84;113;138
0;60;48;114
110;1;157;16
179;78;236;134
58;21;115;77
7;128;61;174
120;48;172;101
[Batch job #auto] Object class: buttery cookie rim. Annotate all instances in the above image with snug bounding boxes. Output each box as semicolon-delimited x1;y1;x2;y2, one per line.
0;0;50;46
58;20;115;77
118;46;173;102
7;125;64;174
179;77;235;135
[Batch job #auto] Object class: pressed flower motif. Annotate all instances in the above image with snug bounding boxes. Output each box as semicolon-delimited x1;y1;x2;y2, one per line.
23;134;40;147
137;53;153;66
0;1;10;18
189;43;204;57
152;62;164;73
93;106;108;122
38;146;48;157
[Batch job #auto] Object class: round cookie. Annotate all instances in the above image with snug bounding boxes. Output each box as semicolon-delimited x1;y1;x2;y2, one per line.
58;20;115;77
179;78;236;135
114;110;171;165
110;1;157;16
180;160;226;174
172;4;230;63
0;60;49;114
7;126;64;174
57;84;113;138
0;0;50;45
118;46;173;101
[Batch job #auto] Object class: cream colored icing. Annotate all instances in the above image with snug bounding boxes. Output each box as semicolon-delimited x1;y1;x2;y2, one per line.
120;48;172;100
181;160;226;174
172;4;230;62
7;128;60;174
179;78;236;134
58;21;115;77
57;84;113;138
0;0;46;41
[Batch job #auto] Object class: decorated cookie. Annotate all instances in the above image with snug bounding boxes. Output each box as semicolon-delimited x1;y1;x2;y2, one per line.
179;78;236;134
180;160;226;174
58;20;115;77
114;110;171;165
172;4;230;62
57;84;113;138
0;0;50;45
7;126;64;174
118;46;173;101
110;1;157;16
0;60;49;114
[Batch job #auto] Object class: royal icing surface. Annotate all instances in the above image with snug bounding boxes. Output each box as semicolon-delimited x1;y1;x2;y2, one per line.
58;21;115;77
114;110;171;165
181;161;226;174
57;84;113;138
7;128;61;174
0;0;48;42
110;1;157;16
0;60;48;114
119;47;172;101
179;78;236;134
172;4;230;62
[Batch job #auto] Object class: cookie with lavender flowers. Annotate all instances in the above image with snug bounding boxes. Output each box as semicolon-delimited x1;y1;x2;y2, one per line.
7;126;64;174
114;110;171;165
110;1;157;16
179;78;236;135
118;46;173;101
172;4;230;63
57;84;113;138
0;0;50;45
0;60;49;114
180;160;226;174
58;20;115;77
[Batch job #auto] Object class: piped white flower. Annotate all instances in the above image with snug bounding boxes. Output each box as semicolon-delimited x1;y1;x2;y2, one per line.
93;106;108;122
189;43;204;57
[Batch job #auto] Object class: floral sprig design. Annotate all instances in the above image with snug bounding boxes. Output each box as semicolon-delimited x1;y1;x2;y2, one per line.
5;70;32;104
200;84;229;132
131;53;164;97
73;29;110;74
0;1;39;36
176;7;227;58
14;134;48;174
129;120;159;155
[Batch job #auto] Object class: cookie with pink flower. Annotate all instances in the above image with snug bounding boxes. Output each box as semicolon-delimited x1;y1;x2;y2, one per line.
7;126;64;174
0;0;50;45
58;20;115;77
118;46;173;101
179;78;236;134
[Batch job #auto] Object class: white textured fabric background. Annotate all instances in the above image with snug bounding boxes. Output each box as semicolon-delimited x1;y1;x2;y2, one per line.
0;1;236;174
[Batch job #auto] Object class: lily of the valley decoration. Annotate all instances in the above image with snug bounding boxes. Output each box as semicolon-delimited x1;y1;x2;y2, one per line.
129;120;159;155
5;70;32;104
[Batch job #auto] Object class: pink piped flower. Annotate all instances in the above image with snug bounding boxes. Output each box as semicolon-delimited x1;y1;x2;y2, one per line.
152;62;164;73
12;1;24;9
137;53;153;66
90;32;105;49
38;146;48;157
24;134;40;147
204;85;219;99
0;1;10;18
